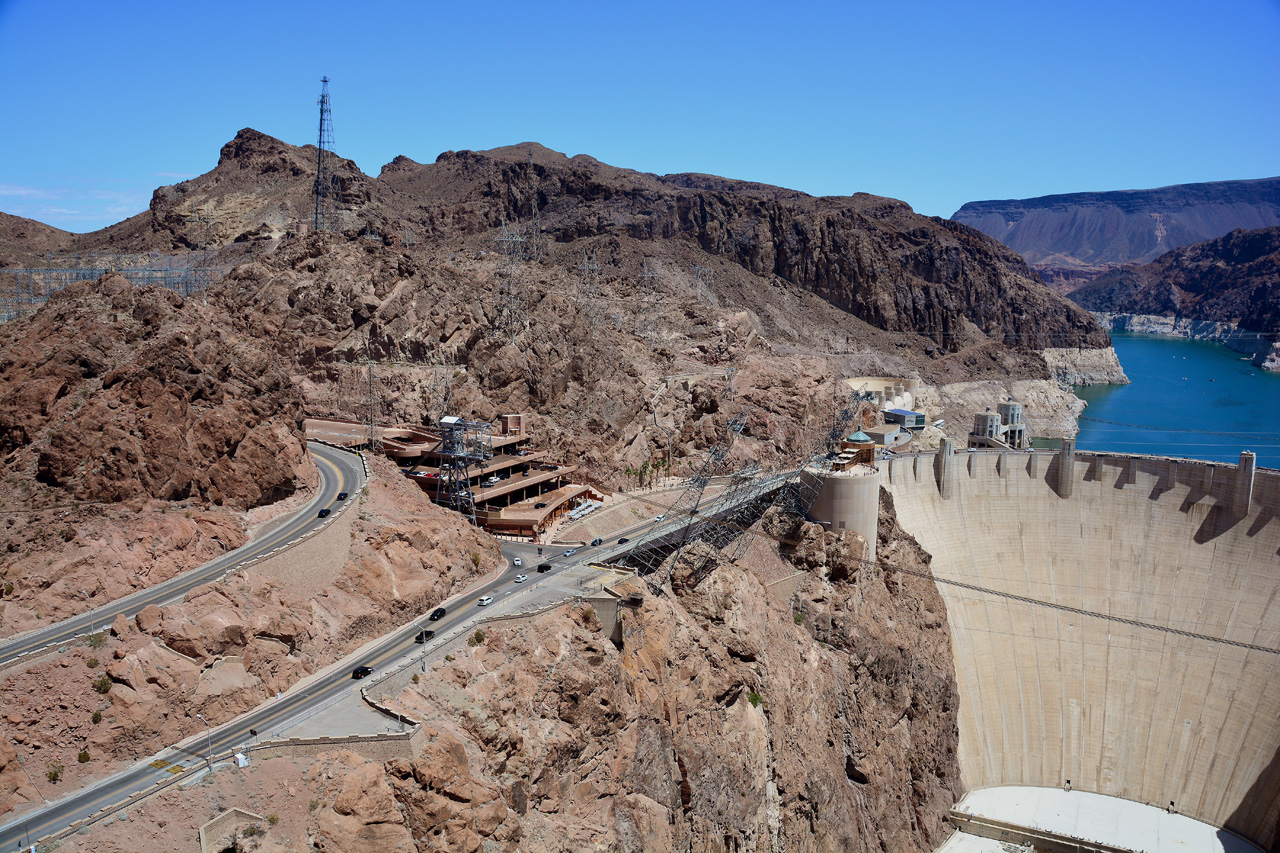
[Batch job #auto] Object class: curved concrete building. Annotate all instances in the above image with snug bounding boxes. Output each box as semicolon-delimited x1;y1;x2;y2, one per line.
884;448;1280;849
806;463;883;561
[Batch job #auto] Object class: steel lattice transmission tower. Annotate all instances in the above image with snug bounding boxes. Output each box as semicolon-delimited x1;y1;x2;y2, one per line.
525;149;544;262
364;361;383;453
493;222;528;341
635;258;661;343
313;76;340;233
576;250;603;330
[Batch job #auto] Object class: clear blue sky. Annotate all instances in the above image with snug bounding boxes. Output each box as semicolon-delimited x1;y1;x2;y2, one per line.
2;0;1278;233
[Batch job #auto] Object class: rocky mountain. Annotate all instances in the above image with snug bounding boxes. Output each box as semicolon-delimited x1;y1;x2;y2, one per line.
0;131;1131;848
1070;226;1280;332
0;212;73;268
951;176;1280;290
0;130;1126;634
1070;226;1280;370
16;129;1109;354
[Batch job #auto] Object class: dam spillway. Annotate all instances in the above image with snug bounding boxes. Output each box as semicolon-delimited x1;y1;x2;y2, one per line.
885;447;1280;849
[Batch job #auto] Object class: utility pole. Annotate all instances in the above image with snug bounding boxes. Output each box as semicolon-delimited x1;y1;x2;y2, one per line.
188;207;214;298
195;714;213;768
494;222;528;342
693;264;714;301
313;77;339;233
577;250;603;331
365;361;383;453
636;258;660;344
525;149;543;262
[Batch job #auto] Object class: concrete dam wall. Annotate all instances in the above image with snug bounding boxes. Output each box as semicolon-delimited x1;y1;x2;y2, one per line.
884;447;1280;848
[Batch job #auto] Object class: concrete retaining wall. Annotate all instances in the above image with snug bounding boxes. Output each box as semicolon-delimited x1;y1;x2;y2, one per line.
887;449;1280;848
251;726;426;763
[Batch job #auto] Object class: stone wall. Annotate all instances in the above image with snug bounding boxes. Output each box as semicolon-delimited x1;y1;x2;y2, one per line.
250;726;426;763
886;448;1280;848
199;807;264;853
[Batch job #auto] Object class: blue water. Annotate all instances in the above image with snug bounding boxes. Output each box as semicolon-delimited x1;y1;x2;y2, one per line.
1073;332;1280;469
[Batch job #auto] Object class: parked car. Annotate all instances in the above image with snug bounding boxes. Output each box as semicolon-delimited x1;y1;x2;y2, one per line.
513;557;522;566
616;537;629;545
351;665;374;679
428;607;447;621
537;563;552;573
477;595;494;606
414;629;435;644
514;574;528;583
337;492;348;500
317;508;331;518
534;502;547;509
590;538;603;547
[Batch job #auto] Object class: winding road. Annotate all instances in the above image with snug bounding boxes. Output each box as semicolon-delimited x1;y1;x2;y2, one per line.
0;442;363;668
0;453;792;851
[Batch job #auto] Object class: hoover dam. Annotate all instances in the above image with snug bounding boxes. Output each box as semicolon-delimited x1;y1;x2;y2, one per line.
881;444;1280;849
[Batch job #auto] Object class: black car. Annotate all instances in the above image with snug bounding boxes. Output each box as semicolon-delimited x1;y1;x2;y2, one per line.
414;629;435;644
617;537;629;544
537;563;552;573
534;502;547;509
590;538;603;547
428;607;447;621
337;492;348;500
317;508;331;518
351;665;374;679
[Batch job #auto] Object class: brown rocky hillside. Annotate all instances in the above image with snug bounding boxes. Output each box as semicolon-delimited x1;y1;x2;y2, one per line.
1070;226;1280;333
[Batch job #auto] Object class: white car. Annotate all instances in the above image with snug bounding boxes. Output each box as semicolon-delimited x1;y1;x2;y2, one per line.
655;514;666;521
513;557;522;567
477;595;494;606
514;574;528;584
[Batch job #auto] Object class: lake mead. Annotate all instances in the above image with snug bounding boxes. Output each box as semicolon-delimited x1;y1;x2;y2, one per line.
1074;332;1280;469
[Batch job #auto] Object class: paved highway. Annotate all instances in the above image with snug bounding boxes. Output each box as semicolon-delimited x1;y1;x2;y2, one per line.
0;466;793;850
0;545;593;851
0;442;364;668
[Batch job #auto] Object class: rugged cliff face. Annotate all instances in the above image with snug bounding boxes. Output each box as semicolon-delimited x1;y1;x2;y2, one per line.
1071;226;1280;333
952;176;1280;290
364;496;962;853
12;129;1110;356
377;143;1110;352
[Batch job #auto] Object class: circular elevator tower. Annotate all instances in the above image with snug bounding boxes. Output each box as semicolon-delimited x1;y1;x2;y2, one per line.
804;461;883;563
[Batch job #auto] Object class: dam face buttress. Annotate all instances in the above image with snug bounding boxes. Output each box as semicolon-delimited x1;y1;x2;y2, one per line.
886;448;1280;849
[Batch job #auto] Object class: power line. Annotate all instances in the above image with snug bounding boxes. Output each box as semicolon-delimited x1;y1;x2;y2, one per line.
1078;416;1280;440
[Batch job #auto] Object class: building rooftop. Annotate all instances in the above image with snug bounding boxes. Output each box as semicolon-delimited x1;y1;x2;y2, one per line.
887;408;924;417
847;430;873;443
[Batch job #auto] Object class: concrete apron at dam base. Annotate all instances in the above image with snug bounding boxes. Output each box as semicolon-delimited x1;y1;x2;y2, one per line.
881;442;1279;852
938;787;1260;852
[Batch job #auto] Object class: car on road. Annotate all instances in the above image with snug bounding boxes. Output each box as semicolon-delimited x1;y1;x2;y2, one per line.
351;665;374;679
534;502;547;509
513;557;522;566
537;563;552;573
414;629;435;643
654;514;666;521
590;538;603;547
477;595;494;606
428;607;447;621
337;492;348;500
563;548;577;557
514;574;528;583
317;508;331;518
616;537;629;544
